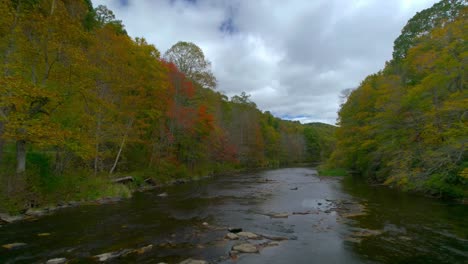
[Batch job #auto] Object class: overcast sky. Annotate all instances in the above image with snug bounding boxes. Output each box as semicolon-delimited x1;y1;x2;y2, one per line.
93;0;438;124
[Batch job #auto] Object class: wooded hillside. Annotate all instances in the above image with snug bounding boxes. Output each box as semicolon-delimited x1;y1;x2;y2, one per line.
329;0;467;198
0;0;333;213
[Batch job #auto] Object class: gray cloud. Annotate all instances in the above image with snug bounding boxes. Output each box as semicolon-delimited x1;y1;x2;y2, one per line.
94;0;439;124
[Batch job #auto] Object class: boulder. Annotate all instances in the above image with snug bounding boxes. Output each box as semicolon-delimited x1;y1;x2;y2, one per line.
2;242;27;249
225;232;239;240
237;231;259;239
93;250;130;262
46;258;67;264
232;243;259;253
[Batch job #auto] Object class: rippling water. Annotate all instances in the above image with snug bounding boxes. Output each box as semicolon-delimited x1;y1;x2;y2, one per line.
0;168;466;263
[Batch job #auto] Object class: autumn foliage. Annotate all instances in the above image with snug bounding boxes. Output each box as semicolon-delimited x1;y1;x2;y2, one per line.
0;0;319;212
329;4;467;198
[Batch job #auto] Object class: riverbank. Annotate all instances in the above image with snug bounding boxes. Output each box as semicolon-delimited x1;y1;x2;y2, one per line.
0;164;309;225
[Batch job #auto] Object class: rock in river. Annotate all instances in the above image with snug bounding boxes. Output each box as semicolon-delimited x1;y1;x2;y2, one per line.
237;231;260;239
158;192;168;198
232;243;259;253
178;259;207;264
46;258;67;264
225;232;239;240
269;213;289;218
94;251;130;262
2;242;27;249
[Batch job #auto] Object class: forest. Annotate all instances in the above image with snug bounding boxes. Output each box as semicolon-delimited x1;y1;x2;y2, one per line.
0;0;466;216
328;0;467;199
0;0;335;213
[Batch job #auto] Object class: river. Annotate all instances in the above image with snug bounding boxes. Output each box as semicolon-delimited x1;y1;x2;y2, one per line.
0;167;467;263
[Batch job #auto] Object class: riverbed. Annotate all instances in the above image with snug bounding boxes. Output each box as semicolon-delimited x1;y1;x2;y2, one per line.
1;168;466;263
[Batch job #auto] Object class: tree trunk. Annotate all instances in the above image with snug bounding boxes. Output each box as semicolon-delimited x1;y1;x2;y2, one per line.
109;118;134;175
94;110;102;176
16;140;26;174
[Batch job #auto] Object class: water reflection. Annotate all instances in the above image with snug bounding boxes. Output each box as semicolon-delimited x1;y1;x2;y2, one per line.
0;168;466;263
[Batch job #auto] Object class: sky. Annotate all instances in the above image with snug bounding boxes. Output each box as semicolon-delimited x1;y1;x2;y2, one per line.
93;0;439;124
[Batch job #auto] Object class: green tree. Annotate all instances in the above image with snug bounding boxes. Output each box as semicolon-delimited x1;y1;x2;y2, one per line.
163;41;217;89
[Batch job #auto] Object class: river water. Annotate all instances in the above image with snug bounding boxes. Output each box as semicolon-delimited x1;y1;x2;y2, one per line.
1;167;467;263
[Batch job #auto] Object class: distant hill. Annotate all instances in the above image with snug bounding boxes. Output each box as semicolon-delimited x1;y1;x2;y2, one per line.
303;123;337;162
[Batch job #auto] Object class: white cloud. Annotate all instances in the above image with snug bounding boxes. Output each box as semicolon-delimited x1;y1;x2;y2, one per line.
93;0;439;124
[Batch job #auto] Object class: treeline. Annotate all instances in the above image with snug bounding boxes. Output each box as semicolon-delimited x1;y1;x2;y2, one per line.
329;0;467;198
0;0;331;212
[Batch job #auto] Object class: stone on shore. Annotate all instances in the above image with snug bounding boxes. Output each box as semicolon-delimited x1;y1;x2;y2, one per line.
111;176;134;184
0;213;24;223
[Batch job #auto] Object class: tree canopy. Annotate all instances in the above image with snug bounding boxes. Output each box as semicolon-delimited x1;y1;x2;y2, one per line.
163;41;217;89
330;4;467;198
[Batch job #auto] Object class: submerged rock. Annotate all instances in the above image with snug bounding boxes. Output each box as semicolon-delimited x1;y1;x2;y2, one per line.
38;233;51;237
178;258;207;264
46;258;67;264
232;243;259;253
158;192;168;198
269;213;289;218
261;234;289;241
2;242;27;249
267;241;280;247
237;231;260;239
292;211;312;215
